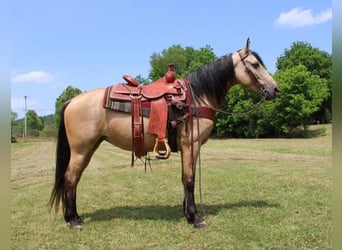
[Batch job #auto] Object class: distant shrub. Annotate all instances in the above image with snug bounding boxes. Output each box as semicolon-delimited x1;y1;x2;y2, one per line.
11;135;17;143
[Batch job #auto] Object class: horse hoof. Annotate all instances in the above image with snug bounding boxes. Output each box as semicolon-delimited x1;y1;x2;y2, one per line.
194;221;209;229
68;216;83;231
69;223;82;231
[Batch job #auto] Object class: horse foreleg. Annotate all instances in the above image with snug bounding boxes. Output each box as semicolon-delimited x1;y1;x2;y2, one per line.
180;140;208;228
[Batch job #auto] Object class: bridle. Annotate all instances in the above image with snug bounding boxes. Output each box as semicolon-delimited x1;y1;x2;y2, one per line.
238;49;267;98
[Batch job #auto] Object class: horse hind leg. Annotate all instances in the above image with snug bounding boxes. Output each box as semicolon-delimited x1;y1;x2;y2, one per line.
63;152;93;231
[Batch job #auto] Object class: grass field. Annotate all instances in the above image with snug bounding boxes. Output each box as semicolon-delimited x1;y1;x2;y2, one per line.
11;125;332;249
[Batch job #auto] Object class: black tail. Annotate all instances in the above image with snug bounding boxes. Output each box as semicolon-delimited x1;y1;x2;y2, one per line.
49;101;71;213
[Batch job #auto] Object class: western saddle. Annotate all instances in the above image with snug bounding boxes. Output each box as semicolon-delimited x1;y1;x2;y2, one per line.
103;64;189;162
103;64;215;164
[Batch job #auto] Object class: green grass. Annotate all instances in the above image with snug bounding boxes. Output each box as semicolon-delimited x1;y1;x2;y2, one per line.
11;125;332;249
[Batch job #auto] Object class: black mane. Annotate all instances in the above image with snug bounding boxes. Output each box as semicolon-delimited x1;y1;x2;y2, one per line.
250;51;265;67
187;53;235;105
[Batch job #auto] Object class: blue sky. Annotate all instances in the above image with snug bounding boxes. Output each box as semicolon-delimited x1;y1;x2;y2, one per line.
11;0;332;118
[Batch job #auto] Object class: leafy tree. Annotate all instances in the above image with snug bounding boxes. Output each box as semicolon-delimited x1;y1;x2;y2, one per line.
55;86;82;128
267;65;329;134
276;41;332;123
41;123;57;137
26;109;44;136
11;111;18;127
135;74;150;85
188;45;218;72
26;110;44;130
40;114;57;137
277;41;331;78
149;45;216;81
215;86;262;137
11;111;22;140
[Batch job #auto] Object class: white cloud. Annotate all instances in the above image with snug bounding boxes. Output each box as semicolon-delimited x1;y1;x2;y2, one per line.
275;7;332;28
11;70;54;83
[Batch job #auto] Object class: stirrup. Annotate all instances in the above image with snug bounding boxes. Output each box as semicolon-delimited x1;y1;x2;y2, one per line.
153;138;171;160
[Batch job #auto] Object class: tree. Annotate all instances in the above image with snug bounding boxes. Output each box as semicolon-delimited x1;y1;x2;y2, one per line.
134;74;150;85
266;65;329;134
40;114;57;137
26;109;44;136
55;86;82;128
277;41;331;78
276;41;332;123
149;45;216;81
215;86;262;137
228;65;329;137
11;111;18;128
188;45;218;72
26;109;44;130
11;111;22;141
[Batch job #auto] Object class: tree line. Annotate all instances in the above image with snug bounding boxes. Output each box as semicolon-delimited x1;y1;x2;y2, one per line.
11;41;331;140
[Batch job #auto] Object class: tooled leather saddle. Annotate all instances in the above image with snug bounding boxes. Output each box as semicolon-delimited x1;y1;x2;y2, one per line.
103;64;215;164
103;64;188;162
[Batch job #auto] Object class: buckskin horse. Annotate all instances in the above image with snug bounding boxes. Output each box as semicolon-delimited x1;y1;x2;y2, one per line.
49;39;279;230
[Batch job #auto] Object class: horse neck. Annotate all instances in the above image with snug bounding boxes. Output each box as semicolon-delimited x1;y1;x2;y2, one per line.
187;53;235;108
192;81;235;108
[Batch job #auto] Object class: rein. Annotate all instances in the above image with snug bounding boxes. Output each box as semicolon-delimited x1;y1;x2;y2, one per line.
193;93;266;117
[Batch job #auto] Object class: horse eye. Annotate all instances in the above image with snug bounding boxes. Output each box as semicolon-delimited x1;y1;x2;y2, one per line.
252;62;259;69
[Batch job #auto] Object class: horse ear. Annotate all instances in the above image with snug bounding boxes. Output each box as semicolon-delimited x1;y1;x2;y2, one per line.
242;38;250;53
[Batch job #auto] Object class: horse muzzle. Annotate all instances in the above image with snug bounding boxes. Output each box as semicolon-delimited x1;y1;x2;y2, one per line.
262;82;279;100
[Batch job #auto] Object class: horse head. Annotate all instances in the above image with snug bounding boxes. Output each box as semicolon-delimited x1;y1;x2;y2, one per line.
232;38;279;100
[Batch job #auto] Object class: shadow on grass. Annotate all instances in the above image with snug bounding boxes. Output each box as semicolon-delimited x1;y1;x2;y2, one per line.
82;200;279;222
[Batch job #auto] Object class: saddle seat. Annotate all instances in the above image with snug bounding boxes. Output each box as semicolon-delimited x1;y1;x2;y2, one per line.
105;64;187;161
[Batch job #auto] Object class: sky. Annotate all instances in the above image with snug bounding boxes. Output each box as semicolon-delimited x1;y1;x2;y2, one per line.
11;0;332;119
